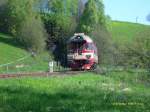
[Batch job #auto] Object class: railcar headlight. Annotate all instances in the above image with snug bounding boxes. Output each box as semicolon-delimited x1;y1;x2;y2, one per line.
86;55;91;59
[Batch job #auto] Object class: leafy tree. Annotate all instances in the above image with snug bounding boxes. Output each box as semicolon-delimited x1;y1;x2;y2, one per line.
48;0;78;16
0;0;9;33
77;0;106;33
76;0;115;65
6;0;35;36
19;17;47;53
43;0;78;43
90;25;115;65
39;0;79;62
41;13;77;62
0;0;47;52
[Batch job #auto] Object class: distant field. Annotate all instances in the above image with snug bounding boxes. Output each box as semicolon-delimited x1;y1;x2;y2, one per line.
110;21;150;44
0;33;51;73
0;72;149;112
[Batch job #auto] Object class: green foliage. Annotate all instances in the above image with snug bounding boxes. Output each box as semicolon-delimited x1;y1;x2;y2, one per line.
48;0;78;16
90;26;115;65
76;0;113;65
5;0;34;36
44;14;77;62
110;21;150;69
0;0;47;52
41;0;79;61
18;17;47;53
42;13;77;43
78;0;106;33
0;0;9;34
124;29;150;69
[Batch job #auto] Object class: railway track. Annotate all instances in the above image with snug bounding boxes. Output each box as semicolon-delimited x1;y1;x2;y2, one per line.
0;71;86;79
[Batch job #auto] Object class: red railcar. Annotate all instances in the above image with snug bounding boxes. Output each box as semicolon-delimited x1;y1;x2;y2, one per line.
67;33;98;70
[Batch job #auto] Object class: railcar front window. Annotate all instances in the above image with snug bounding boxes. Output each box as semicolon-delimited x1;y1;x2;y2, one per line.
84;43;94;50
68;42;85;53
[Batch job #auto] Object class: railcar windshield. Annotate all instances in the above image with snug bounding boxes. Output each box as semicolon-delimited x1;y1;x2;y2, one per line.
84;43;98;54
68;41;97;54
68;41;85;53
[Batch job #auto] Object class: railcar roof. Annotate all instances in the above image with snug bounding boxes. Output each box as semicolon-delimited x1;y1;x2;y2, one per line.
68;33;93;43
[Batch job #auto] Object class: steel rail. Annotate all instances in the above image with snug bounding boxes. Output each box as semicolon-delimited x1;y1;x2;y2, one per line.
0;71;86;79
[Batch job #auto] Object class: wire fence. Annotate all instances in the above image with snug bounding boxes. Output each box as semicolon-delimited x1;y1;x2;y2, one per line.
0;55;70;74
0;55;149;74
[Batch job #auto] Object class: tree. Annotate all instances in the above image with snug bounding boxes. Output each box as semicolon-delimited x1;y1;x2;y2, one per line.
76;0;114;65
0;0;9;33
77;0;106;33
90;25;115;65
42;0;79;43
6;0;35;36
19;17;47;53
48;0;78;16
40;0;79;61
0;0;47;52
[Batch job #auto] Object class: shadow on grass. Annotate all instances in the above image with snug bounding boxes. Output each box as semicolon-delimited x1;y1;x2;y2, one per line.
0;34;23;49
0;84;149;112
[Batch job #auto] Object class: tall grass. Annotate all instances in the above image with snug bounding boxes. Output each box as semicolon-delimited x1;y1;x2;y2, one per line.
0;72;149;112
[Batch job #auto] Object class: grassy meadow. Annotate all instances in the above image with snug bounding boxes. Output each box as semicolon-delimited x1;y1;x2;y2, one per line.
0;72;149;112
110;21;150;44
0;33;52;73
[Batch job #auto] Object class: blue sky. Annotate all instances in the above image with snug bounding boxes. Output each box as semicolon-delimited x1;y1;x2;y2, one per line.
103;0;150;25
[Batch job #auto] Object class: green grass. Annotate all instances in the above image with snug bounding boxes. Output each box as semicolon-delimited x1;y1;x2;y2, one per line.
0;72;149;112
110;21;150;44
0;33;52;73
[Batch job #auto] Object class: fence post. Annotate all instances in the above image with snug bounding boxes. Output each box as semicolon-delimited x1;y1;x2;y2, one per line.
49;61;54;73
6;66;9;73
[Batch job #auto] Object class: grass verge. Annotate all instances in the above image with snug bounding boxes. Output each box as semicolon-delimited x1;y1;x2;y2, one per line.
0;72;149;112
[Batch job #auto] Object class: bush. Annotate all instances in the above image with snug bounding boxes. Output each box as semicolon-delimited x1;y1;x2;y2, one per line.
0;0;47;53
18;17;47;53
90;26;116;65
41;13;77;63
0;0;9;34
77;0;106;33
123;29;150;69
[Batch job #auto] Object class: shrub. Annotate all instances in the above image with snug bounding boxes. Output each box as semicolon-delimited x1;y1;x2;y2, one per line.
18;17;47;53
124;28;150;69
90;26;116;65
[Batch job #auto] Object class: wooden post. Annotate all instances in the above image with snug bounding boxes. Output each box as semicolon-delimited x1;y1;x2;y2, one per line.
49;61;54;73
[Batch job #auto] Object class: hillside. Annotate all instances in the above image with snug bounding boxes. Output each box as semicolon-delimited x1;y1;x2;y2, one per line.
0;21;150;73
0;33;28;64
110;21;150;44
0;33;51;73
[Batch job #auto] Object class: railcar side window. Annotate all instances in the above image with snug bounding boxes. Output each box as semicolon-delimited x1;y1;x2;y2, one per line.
84;43;94;50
